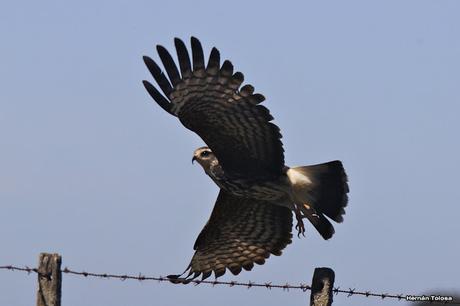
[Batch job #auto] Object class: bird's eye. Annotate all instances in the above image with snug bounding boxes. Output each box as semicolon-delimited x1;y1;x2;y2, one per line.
200;151;210;157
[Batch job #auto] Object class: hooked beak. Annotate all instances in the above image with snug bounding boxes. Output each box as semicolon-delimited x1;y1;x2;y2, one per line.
192;156;197;164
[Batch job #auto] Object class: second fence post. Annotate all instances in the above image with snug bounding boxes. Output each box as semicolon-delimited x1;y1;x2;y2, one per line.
310;267;335;306
36;253;62;306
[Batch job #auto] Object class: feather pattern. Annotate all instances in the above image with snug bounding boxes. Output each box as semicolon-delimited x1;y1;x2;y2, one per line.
143;37;285;178
168;190;293;281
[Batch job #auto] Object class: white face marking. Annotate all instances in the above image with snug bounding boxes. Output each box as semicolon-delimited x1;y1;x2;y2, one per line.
193;147;217;175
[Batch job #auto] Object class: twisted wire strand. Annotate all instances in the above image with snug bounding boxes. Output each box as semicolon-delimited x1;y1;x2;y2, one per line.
1;265;458;304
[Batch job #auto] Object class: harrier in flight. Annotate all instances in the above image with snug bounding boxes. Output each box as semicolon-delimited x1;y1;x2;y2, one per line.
143;37;349;281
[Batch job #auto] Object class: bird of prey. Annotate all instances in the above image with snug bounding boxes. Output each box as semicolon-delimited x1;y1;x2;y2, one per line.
142;37;349;281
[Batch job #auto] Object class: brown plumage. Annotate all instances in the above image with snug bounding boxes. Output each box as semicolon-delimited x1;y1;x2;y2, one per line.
171;190;292;282
143;37;283;179
143;37;349;281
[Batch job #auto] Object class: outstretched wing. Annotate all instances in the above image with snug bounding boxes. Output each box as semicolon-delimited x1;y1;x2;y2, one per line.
143;37;285;178
168;190;293;282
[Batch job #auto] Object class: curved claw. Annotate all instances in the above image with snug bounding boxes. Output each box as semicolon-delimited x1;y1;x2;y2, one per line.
295;222;306;238
294;211;306;238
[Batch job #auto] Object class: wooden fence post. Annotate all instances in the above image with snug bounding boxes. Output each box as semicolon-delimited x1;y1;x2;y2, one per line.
36;253;62;306
310;267;335;306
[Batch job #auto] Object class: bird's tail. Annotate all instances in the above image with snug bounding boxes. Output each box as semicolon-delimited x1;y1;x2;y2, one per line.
286;161;349;240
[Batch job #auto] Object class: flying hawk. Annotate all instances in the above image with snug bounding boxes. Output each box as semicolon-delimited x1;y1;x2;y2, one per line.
143;37;349;281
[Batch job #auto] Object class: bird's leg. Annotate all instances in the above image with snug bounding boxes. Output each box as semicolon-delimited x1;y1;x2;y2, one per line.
294;205;306;238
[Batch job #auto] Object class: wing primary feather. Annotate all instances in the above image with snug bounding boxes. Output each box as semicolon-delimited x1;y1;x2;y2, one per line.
254;258;265;265
201;270;212;280
192;271;201;279
242;262;254;271
214;269;226;278
191;37;205;71
143;56;173;97
167;275;191;284
240;84;254;96
206;47;220;74
220;60;233;76
142;80;174;115
229;266;242;275
166;263;193;284
231;71;244;89
174;38;192;78
156;45;181;86
251;93;266;104
256;105;274;121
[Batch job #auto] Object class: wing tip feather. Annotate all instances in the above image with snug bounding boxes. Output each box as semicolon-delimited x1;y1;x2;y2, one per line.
207;47;220;73
142;80;174;115
143;55;159;72
173;37;184;45
191;36;205;70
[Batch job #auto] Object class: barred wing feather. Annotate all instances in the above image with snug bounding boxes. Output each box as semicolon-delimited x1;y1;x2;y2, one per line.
143;37;285;178
168;190;293;281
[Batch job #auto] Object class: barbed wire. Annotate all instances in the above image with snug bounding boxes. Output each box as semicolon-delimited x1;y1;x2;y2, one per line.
1;264;458;304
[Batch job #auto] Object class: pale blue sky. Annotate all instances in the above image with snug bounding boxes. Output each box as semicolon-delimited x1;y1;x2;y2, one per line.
1;1;459;305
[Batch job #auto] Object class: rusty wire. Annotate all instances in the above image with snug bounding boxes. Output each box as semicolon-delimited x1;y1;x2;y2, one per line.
1;264;458;304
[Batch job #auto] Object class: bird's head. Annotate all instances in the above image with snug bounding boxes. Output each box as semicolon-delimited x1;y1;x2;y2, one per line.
192;146;217;171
